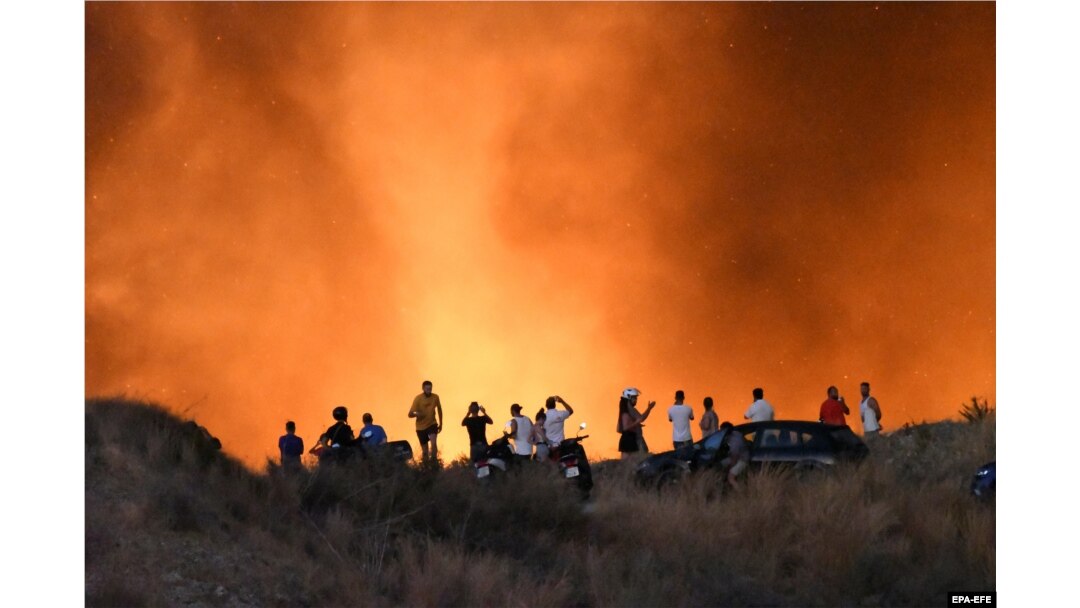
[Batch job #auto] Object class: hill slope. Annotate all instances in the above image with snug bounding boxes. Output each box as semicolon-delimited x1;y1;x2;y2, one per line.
86;397;994;607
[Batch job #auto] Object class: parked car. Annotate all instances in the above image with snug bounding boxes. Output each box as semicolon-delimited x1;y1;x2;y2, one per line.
971;461;995;500
636;420;869;485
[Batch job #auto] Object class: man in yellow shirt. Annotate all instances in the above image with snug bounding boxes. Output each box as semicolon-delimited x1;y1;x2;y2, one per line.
408;379;444;464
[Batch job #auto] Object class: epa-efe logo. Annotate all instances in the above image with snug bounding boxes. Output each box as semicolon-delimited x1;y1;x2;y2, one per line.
949;592;996;605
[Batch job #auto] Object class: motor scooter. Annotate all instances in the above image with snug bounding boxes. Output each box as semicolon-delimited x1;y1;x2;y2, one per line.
474;435;515;480
553;423;593;498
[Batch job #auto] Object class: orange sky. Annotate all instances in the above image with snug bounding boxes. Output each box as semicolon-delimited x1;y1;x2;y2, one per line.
86;2;995;469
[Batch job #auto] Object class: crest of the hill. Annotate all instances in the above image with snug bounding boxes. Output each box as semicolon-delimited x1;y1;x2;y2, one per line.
86;397;994;607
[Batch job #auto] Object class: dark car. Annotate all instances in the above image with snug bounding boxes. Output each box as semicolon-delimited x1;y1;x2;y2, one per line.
971;461;995;500
636;420;869;485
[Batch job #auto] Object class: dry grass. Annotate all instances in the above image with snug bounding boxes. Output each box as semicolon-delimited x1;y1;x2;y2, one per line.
86;397;995;607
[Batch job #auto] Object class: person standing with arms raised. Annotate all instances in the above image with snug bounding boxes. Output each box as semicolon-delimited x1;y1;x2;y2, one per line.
543;395;574;459
618;396;653;460
621;387;655;453
461;401;492;462
409;380;444;465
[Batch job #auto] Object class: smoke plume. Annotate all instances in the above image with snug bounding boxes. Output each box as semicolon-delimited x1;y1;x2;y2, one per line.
87;3;995;466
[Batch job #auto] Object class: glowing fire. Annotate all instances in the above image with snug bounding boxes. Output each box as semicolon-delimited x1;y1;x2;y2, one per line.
87;3;996;468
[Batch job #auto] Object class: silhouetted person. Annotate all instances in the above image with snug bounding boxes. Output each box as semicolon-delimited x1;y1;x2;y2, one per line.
311;406;355;462
409;380;443;464
530;409;550;461
507;403;533;464
618;396;653;460
621;387;655;454
322;406;355;448
699;397;719;438
744;387;775;422
278;420;304;470
360;412;387;446
719;421;750;488
819;386;850;426
461;401;493;462
859;382;883;438
543;395;575;458
668;389;695;450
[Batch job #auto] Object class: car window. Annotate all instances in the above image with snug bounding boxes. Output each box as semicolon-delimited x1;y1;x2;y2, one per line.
703;430;726;451
802;430;830;449
759;429;781;447
772;429;799;448
742;430;757;447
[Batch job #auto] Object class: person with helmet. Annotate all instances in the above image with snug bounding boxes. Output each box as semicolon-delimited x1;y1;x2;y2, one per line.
315;405;356;461
618;394;654;460
618;387;655;454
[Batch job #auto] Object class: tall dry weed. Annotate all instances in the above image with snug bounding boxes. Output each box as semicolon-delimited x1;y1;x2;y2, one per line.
87;398;994;607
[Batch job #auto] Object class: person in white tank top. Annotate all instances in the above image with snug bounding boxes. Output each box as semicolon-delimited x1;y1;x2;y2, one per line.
506;403;533;462
859;381;883;436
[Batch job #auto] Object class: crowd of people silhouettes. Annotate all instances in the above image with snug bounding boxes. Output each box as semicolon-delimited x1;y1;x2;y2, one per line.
278;380;884;474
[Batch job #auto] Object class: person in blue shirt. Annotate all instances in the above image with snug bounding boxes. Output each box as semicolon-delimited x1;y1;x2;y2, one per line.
278;421;304;470
359;413;388;447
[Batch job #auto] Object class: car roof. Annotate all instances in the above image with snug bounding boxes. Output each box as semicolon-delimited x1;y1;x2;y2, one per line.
733;420;852;432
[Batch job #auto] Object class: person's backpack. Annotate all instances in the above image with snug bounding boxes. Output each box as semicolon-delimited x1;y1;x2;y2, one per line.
328;422;354;446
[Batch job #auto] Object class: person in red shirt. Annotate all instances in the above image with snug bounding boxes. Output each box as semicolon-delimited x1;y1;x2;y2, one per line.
819;385;850;426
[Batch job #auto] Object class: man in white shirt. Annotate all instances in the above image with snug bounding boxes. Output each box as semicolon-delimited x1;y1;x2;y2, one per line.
506;403;534;464
668;390;695;450
859;381;883;438
744;387;775;422
543;395;574;449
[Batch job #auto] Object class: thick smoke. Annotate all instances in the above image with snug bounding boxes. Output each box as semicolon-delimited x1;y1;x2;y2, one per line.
87;3;995;467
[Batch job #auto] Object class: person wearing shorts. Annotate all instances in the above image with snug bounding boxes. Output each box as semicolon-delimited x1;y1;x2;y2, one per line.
618;393;654;460
409;380;443;464
530;409;550;462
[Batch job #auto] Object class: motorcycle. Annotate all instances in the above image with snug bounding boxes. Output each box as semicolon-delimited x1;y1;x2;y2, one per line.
311;436;414;466
553;423;593;498
474;435;515;480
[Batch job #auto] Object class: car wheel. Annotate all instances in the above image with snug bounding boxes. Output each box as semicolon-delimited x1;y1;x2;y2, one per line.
656;467;684;490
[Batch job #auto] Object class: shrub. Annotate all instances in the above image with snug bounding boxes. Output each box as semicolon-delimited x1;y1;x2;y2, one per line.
86;398;995;606
960;396;995;423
